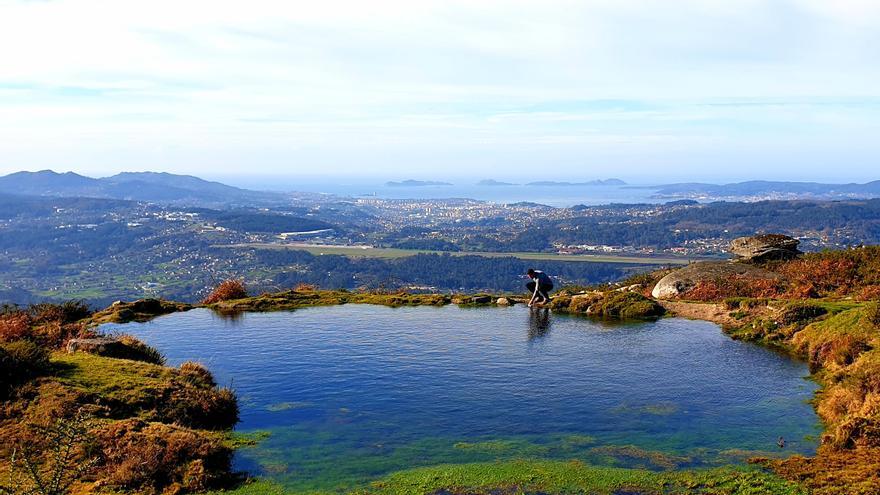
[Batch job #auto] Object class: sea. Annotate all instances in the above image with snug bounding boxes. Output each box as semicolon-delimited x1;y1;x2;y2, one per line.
212;176;667;207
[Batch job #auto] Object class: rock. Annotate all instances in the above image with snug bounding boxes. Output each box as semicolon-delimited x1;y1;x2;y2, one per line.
496;297;512;306
651;261;783;299
470;295;492;304
614;284;643;293
451;297;466;305
729;234;801;263
90;298;192;324
67;337;126;355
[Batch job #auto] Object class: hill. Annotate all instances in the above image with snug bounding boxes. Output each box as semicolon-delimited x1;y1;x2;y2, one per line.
0;170;286;207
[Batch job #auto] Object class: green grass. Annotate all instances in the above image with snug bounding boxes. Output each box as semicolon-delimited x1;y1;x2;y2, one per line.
208;461;806;495
217;244;696;265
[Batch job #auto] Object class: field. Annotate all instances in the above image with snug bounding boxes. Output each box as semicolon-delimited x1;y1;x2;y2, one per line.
220;243;699;265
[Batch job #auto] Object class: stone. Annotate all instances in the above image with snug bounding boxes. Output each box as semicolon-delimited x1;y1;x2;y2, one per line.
496;297;511;306
614;284;643;293
470;295;492;304
729;234;801;263
67;337;125;355
651;261;784;299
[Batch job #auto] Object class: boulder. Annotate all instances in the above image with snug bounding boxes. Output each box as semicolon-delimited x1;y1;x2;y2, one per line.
470;295;492;304
729;234;801;263
651;261;783;299
67;337;126;355
496;297;512;306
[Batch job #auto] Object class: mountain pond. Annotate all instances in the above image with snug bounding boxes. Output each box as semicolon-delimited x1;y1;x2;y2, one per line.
101;304;821;492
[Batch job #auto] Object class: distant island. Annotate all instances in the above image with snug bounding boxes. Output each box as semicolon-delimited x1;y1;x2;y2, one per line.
386;180;453;187
476;179;518;186
526;179;627;186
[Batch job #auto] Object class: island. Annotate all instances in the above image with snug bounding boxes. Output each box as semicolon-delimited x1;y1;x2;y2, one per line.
476;179;518;186
526;178;627;186
385;179;453;187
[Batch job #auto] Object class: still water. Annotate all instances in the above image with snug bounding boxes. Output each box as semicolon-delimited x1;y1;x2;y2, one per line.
102;305;820;491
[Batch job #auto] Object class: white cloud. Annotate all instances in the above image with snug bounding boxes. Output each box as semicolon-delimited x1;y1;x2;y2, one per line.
0;0;878;179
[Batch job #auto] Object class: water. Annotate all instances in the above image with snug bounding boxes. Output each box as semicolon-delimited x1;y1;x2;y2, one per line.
102;305;820;491
212;176;666;207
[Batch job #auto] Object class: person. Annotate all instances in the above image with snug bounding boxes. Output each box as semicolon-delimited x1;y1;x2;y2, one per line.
526;268;554;307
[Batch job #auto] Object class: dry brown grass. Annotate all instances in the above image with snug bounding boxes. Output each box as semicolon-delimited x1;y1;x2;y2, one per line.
202;280;248;305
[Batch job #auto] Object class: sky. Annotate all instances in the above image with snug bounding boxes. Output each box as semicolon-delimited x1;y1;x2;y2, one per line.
1;0;879;184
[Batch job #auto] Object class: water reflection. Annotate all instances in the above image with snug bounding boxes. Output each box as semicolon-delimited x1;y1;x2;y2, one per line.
528;308;552;340
209;309;248;326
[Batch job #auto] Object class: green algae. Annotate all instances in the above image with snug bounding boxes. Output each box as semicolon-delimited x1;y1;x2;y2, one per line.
210;461;806;495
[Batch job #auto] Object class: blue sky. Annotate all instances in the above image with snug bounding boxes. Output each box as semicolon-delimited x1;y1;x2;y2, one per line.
1;0;879;183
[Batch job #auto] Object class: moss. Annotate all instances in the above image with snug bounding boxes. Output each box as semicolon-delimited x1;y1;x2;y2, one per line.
206;289;454;313
352;461;806;495
791;307;877;373
225;430;271;449
592;292;666;319
53;352;238;430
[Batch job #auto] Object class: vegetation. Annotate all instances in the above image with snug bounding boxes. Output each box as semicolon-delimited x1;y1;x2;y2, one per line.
647;247;880;493
549;290;665;319
0;412;98;495
202;280;248;305
356;461;806;495
0;302;238;495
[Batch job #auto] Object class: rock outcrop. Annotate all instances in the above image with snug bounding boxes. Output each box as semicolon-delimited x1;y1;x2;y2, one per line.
651;261;783;299
89;298;193;324
67;336;126;355
729;234;801;263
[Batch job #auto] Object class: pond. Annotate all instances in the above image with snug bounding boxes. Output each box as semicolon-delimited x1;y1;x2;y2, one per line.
101;305;821;492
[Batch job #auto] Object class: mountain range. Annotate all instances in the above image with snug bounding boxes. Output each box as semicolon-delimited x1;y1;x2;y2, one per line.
0;170;285;207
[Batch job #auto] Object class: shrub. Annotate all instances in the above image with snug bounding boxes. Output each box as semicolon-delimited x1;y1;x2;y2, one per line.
116;335;166;365
683;275;784;302
0;312;31;342
202;280;248;305
160;385;239;431
29;300;91;325
178;361;217;388
866;302;880;328
294;283;318;291
0;340;50;397
593;292;665;319
94;419;232;493
857;285;880;302
773;247;880;298
779;302;829;326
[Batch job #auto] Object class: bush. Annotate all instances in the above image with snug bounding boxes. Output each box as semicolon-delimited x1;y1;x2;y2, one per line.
179;361;217;388
202;280;248;305
29;300;91;325
160;385;239;431
0;311;31;342
857;285;880;302
116;335;166;365
0;340;50;397
593;292;665;319
779;302;829;326
866;302;880;328
94;419;232;493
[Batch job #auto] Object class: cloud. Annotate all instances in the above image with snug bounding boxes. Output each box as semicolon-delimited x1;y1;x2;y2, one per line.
0;0;878;180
